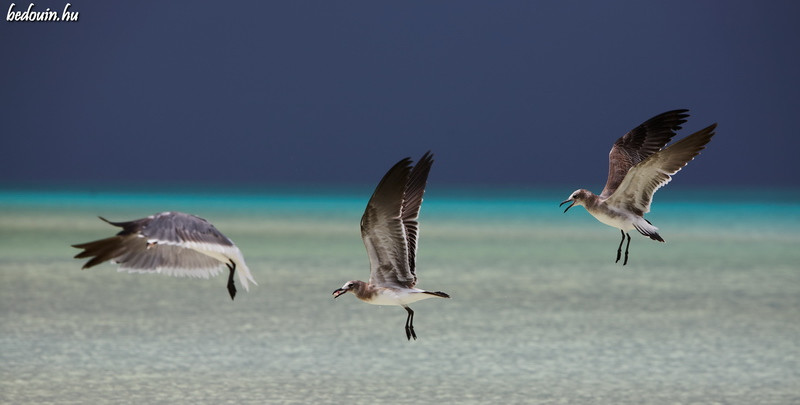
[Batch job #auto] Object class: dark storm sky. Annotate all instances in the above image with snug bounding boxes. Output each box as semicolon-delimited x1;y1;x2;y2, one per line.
2;1;798;189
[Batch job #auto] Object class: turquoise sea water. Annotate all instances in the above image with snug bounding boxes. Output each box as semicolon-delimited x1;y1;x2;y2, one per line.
1;187;799;404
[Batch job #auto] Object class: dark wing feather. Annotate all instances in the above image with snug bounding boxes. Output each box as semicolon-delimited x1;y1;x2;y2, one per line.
606;123;717;216
600;109;689;198
72;235;131;269
400;151;433;283
72;215;155;269
72;230;224;274
360;157;415;288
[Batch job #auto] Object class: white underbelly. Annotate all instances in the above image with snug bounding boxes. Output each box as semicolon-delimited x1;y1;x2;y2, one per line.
367;288;436;306
589;209;635;231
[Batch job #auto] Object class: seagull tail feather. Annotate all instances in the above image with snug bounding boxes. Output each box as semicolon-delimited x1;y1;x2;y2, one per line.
634;220;665;242
233;258;257;292
424;290;450;299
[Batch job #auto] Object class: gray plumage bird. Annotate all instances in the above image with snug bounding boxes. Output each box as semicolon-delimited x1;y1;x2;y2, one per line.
560;109;717;265
73;212;256;299
333;151;450;340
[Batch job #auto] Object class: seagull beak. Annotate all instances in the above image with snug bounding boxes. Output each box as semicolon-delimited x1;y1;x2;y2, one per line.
560;199;575;213
332;288;347;299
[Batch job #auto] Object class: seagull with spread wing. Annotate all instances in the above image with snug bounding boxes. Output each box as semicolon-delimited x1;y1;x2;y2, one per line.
72;212;256;299
332;151;449;340
560;109;717;265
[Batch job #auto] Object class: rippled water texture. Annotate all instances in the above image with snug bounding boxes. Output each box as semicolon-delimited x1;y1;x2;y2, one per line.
1;188;799;404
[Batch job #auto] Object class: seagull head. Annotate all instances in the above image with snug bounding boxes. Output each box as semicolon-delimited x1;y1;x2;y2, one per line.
332;281;357;299
560;189;589;213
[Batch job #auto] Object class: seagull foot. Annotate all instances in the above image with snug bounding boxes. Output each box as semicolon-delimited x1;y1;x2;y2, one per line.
406;326;417;341
227;282;237;300
226;262;237;300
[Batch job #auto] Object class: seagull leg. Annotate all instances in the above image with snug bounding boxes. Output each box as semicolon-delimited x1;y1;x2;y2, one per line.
623;233;631;266
404;306;416;341
615;230;625;263
226;261;237;300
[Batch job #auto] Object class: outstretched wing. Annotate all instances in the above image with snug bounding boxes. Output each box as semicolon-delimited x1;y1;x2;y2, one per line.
600;109;689;198
605;123;717;216
400;151;433;283
72;212;256;289
361;152;434;288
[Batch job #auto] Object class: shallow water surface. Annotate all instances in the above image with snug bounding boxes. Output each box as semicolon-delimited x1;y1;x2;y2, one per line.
1;189;799;404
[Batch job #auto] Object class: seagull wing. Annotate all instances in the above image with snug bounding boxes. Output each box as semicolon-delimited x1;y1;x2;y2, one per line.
605;123;717;216
600;109;689;198
72;212;256;290
361;157;415;288
400;151;434;284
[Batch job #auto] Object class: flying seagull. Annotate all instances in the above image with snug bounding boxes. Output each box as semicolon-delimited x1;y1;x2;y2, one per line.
560;109;717;265
72;211;256;299
333;151;450;340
